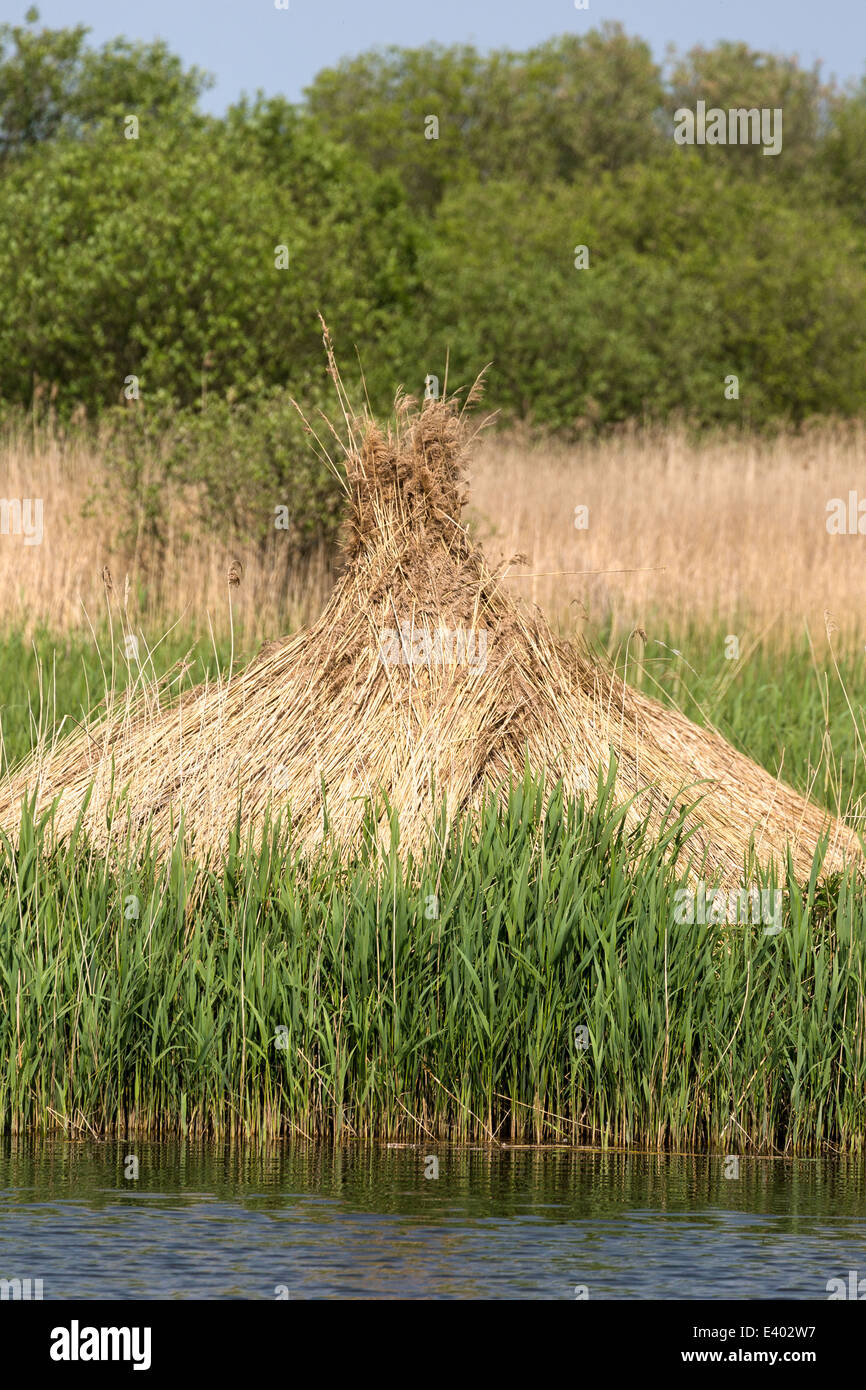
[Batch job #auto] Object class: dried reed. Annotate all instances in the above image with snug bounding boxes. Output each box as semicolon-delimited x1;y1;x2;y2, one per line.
1;386;860;887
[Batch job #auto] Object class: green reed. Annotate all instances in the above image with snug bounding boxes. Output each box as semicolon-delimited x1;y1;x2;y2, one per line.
1;765;864;1151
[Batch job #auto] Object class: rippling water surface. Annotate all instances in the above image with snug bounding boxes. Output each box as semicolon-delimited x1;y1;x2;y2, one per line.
1;1143;865;1299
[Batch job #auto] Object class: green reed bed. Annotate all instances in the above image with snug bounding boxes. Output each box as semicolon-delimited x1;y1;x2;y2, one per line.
1;768;864;1151
605;621;866;815
0;627;236;774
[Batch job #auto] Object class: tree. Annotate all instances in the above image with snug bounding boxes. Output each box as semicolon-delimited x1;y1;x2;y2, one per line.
666;40;835;177
0;118;420;411
304;25;666;211
417;159;866;430
0;6;211;160
822;78;866;224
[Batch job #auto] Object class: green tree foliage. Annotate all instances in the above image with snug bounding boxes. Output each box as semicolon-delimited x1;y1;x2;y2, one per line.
0;6;210;159
822;77;866;224
666;40;835;178
419;160;866;428
0;11;864;463
0;111;419;410
305;24;666;211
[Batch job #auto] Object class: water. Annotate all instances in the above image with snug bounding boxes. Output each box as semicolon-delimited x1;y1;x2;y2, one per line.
1;1142;865;1299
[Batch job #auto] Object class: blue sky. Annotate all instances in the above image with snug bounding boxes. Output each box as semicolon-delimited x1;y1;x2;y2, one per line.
6;1;865;111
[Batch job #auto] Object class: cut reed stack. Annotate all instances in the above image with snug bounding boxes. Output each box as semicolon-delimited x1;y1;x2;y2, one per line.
0;383;860;885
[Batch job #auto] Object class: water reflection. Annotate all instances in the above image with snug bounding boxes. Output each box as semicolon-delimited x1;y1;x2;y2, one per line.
1;1140;864;1299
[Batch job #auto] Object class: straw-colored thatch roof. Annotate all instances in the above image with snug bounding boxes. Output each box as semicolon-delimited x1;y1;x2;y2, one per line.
1;384;861;885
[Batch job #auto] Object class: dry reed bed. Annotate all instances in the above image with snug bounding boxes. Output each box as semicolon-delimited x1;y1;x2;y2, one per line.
3;417;866;645
0;390;860;887
0;421;332;641
468;421;866;642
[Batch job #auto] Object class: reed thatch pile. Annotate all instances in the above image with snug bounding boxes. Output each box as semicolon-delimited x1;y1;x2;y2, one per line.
1;380;861;885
